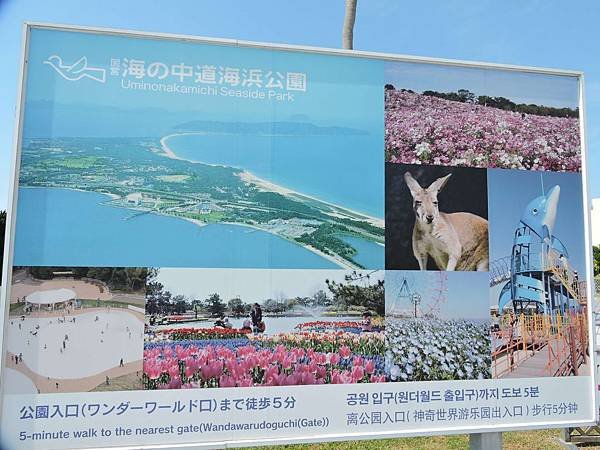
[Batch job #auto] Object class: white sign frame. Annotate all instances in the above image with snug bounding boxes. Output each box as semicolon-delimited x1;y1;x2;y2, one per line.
0;22;596;449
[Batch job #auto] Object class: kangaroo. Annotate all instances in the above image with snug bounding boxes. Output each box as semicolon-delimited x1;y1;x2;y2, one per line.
404;171;489;271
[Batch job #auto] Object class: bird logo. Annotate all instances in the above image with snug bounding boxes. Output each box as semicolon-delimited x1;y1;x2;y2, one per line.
43;55;106;83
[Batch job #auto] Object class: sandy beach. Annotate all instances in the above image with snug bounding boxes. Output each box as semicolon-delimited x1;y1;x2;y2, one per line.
237;171;385;228
159;133;385;228
159;133;224;167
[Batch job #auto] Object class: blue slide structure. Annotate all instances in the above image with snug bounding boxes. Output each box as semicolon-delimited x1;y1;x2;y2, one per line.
490;185;584;317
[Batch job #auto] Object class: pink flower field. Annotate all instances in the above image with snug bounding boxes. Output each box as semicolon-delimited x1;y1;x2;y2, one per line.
385;89;581;172
143;324;386;389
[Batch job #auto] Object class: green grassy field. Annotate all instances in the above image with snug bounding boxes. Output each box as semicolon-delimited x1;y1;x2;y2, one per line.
248;429;600;449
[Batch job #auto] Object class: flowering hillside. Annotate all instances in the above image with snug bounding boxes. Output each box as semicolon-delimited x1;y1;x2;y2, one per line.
385;90;581;172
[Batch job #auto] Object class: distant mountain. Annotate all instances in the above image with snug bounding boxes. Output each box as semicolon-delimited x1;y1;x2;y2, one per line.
172;121;368;136
23;101;368;138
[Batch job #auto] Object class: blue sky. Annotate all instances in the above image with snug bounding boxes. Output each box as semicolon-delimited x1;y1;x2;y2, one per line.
385;271;489;320
1;0;600;210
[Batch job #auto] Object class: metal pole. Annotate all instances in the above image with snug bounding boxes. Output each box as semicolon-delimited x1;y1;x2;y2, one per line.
469;432;503;450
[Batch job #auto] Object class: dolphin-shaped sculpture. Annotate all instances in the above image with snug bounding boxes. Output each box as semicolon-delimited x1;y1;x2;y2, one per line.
520;185;560;241
43;55;106;83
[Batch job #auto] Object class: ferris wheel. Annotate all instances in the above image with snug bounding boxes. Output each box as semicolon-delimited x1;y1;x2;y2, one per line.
420;271;448;317
386;271;447;318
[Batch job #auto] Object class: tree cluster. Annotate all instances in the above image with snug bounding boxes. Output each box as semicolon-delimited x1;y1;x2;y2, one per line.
24;266;147;292
145;269;385;317
385;84;578;118
326;270;385;316
421;88;578;118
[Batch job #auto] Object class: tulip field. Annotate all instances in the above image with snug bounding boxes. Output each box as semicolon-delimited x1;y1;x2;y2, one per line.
143;322;386;389
385;318;491;382
385;89;580;172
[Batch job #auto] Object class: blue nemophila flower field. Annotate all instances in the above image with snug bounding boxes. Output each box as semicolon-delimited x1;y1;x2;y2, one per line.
385;318;491;381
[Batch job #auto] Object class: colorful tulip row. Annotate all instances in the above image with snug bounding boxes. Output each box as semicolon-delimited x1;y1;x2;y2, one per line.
250;330;385;355
145;337;252;350
385;90;581;172
293;320;384;333
148;327;251;342
143;342;386;389
295;320;365;330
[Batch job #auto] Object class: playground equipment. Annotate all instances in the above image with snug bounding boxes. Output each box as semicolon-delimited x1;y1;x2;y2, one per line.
492;185;584;314
490;183;588;378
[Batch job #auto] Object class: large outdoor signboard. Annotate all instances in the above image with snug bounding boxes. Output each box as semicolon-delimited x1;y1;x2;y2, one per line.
0;23;596;449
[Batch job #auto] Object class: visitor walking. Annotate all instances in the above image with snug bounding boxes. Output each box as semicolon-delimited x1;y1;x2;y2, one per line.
251;303;263;333
119;358;124;367
491;313;500;332
507;311;517;368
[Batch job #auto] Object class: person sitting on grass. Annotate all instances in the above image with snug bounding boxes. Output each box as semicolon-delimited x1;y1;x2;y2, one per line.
241;315;252;332
214;315;226;328
361;311;373;332
214;315;233;329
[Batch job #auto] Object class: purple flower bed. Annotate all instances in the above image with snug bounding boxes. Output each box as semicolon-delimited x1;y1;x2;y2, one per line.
385;90;581;172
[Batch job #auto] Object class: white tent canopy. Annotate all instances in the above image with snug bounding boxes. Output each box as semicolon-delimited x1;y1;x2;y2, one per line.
26;288;76;305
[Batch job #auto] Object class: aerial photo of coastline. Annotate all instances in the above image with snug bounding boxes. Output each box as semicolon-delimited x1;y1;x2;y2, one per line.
17;128;384;269
15;31;384;269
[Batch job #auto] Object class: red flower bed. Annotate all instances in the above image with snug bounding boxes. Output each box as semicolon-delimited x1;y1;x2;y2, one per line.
160;327;251;341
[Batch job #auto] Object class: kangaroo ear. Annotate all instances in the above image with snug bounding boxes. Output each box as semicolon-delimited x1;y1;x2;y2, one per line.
404;172;422;197
428;173;452;194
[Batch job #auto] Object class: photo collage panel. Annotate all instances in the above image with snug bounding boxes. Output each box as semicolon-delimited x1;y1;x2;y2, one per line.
3;46;590;396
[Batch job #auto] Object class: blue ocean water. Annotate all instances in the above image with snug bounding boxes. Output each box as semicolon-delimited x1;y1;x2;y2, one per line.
13;187;340;269
166;133;384;219
336;234;384;269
